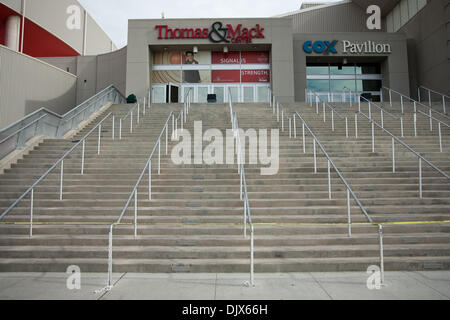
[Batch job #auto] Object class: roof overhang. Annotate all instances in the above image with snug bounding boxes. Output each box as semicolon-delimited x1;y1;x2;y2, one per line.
351;0;401;17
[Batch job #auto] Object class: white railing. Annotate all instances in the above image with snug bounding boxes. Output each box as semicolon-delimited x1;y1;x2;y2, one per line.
99;88;193;293
228;88;255;287
0;85;126;160
418;86;449;115
0;112;116;234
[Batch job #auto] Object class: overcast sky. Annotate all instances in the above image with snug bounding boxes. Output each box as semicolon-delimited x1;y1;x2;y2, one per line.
77;0;341;48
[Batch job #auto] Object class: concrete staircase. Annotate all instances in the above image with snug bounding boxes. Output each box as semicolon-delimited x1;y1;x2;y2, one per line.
0;100;449;273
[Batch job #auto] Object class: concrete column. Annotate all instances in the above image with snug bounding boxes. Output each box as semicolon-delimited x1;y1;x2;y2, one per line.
5;15;21;52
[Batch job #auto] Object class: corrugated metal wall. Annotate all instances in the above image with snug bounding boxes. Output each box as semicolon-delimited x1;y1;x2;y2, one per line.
290;2;384;33
0;45;77;128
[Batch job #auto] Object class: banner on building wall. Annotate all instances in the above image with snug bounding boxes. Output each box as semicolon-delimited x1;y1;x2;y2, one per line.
152;50;270;84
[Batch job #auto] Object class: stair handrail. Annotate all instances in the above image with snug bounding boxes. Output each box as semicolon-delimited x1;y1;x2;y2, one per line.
294;111;374;228
418;85;449;114
306;89;351;138
228;87;255;287
0;85;126;159
357;110;450;183
382;86;450;120
0;112;115;227
101;90;193;292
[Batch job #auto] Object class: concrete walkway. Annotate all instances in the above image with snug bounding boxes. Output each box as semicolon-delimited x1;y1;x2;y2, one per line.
0;272;449;300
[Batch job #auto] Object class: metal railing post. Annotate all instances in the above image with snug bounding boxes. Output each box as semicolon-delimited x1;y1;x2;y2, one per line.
119;119;122;140
59;160;64;200
419;158;422;199
313;139;317;173
137;103;140;123
107;225;113;288
143;97;146;115
328;160;331;200
323;103;326;122
165;124;168;155
289;118;292;138
355;113;358;139
112;115;115;140
443;96;446;114
392;138;396;173
98;125;101;155
400;95;404;114
369;101;372;119
414;113;417;137
302;122;306;153
29;188;34;237
277;102;280;122
389;89;392;107
316;99;319;114
243;200;247;238
345;117;348;138
381;110;384;128
331;111;334;132
401;117;404;137
429;109;433;131
347;189;352;237
281;112;284;132
293;116;297;138
250;227;254;287
428;89;431;107
378;225;385;285
130;111;133;133
371;122;375;153
134;191;138;239
240;170;243;200
158;140;161;175
418;87;421;103
148;160;152;200
438;123;442;153
81;140;85;174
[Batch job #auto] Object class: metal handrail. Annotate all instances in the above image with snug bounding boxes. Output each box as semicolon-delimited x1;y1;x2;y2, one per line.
62;86;121;124
358;95;399;120
358;111;450;197
418;86;448;114
307;89;350;137
228;87;255;287
0;85;125;158
294;111;374;226
382;86;450;120
115;112;174;225
416;110;450;129
102;89;193;292
0;114;47;145
308;90;346;120
419;86;450;99
0;112;115;224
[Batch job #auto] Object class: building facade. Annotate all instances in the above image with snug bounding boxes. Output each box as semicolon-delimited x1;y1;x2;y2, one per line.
125;0;448;104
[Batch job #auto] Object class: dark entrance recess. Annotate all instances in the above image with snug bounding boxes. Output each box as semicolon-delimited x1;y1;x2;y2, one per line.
166;85;179;103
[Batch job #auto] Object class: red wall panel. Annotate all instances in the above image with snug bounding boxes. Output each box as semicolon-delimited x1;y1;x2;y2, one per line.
0;2;79;57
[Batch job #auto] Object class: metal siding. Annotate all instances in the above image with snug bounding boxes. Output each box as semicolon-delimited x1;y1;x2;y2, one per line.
291;2;384;33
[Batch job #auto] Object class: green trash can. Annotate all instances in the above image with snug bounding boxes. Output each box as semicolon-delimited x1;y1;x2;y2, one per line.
127;94;137;104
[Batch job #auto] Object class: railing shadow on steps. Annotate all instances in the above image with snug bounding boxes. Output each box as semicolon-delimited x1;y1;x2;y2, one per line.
97;89;193;293
0;85;126;160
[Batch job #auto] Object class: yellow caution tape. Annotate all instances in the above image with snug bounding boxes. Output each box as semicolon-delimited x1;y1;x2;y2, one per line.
0;220;449;226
